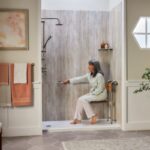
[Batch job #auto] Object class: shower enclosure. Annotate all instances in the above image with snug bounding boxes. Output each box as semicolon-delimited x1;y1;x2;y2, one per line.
41;3;122;130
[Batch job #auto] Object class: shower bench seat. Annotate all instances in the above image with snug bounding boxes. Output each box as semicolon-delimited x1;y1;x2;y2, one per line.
91;80;118;124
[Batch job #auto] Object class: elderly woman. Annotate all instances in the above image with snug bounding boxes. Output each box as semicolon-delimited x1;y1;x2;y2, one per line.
63;60;107;124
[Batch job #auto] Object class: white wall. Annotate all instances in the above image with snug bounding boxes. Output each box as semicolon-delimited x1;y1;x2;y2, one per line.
42;0;110;11
126;0;150;80
0;0;42;137
0;83;42;137
123;81;150;130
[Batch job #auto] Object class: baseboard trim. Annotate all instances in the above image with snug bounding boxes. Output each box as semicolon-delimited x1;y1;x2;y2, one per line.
2;126;42;137
123;122;150;131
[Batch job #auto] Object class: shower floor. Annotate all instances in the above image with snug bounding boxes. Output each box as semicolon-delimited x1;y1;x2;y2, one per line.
43;119;120;132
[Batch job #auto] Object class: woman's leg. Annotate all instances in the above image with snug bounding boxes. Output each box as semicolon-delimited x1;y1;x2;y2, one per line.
72;94;97;124
78;96;95;119
73;98;84;121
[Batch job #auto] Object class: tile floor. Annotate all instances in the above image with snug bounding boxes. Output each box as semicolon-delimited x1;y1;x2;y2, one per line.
3;130;150;150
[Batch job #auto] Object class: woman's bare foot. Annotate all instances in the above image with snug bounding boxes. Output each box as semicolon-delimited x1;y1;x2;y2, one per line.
90;115;97;124
70;119;81;124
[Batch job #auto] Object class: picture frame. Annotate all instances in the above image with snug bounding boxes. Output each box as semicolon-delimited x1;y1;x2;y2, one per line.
0;9;29;50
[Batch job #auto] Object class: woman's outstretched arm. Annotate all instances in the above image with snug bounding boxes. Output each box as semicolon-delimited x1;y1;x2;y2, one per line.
69;74;89;84
63;74;89;85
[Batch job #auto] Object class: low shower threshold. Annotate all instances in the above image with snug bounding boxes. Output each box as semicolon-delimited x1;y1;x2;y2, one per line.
43;119;120;132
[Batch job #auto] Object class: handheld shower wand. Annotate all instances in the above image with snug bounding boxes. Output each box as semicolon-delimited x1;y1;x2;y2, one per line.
43;35;52;49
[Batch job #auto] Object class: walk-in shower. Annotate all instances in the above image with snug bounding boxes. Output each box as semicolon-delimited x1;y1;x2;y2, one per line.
41;1;122;131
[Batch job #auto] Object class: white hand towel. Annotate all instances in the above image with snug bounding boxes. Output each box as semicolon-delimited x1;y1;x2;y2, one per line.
14;63;27;84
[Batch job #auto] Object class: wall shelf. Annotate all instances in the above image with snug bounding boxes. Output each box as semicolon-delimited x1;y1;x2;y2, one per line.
98;48;113;51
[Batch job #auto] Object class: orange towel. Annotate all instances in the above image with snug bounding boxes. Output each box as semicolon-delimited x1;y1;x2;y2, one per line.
10;64;32;107
0;63;9;85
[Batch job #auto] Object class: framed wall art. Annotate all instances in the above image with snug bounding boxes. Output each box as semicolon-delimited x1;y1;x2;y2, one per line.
0;9;29;50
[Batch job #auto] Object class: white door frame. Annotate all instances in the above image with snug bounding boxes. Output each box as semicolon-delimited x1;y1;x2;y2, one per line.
121;0;127;130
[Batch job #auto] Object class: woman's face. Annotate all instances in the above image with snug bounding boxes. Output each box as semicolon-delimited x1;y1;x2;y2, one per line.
88;64;95;73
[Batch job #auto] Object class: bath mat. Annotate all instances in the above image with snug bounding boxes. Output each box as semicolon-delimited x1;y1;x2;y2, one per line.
62;137;150;150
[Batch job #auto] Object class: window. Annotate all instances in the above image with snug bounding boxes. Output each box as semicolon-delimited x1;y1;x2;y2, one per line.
133;17;150;49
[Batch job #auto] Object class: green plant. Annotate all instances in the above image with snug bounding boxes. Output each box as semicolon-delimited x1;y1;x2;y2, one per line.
134;68;150;93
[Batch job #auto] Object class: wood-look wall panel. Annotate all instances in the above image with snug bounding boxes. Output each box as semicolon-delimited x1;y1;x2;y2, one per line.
41;10;115;121
109;3;122;123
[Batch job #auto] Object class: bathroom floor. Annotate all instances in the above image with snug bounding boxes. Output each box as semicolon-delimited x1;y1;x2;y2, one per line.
3;130;150;150
43;119;120;132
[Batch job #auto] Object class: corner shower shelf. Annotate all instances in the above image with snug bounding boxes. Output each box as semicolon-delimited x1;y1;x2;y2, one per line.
98;48;113;51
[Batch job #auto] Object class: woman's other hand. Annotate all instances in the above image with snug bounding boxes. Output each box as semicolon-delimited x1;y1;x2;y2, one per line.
63;80;70;84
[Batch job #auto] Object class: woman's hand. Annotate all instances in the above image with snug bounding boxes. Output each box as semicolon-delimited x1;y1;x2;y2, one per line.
63;80;70;84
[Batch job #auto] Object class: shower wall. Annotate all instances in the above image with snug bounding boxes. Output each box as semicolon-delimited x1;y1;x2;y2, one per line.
41;10;110;121
109;2;122;123
42;6;122;121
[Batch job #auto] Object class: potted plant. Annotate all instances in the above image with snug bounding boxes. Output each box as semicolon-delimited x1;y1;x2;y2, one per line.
134;68;150;93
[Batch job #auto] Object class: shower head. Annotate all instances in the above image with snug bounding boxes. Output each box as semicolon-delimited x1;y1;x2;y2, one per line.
41;20;45;23
56;23;63;26
55;18;63;26
41;17;63;26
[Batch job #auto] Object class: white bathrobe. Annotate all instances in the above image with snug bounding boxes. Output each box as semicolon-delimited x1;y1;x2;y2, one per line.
70;73;107;102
